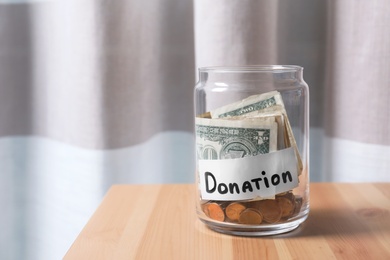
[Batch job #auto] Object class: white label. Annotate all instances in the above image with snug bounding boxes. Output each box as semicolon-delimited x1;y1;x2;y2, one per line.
198;147;298;201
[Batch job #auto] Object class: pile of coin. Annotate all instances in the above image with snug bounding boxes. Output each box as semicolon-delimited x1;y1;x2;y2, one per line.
201;191;302;225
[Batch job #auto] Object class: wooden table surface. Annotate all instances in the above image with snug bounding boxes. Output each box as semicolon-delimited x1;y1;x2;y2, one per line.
65;183;390;259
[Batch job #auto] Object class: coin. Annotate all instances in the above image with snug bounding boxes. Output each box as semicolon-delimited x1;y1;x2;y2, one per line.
225;202;246;221
238;208;263;225
276;197;295;218
203;202;225;222
277;191;295;201
256;199;282;223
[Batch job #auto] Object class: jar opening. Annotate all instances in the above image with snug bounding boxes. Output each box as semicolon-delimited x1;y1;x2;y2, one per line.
198;65;303;73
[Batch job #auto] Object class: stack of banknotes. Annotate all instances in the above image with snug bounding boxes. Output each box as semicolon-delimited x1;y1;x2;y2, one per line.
195;90;302;171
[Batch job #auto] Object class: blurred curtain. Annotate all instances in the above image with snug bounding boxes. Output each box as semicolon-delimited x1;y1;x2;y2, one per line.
1;0;389;259
195;0;390;182
0;0;195;259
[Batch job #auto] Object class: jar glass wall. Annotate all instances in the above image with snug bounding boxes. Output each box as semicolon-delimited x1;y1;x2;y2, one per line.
194;66;309;236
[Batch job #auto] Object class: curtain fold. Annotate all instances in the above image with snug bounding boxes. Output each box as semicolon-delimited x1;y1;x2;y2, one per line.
1;0;195;149
325;0;390;145
195;0;278;68
324;0;390;181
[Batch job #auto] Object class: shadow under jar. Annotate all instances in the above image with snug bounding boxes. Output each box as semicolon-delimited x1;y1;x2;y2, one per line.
194;66;309;236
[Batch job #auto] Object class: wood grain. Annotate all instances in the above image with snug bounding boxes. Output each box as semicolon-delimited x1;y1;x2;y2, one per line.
64;183;390;259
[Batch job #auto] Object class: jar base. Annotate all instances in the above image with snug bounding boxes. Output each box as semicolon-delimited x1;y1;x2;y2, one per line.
200;212;308;237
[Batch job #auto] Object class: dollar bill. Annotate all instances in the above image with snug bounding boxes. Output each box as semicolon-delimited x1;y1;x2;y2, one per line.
209;91;303;172
227;108;286;150
210;91;284;119
195;117;277;160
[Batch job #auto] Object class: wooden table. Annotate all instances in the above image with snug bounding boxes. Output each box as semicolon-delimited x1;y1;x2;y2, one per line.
65;183;390;259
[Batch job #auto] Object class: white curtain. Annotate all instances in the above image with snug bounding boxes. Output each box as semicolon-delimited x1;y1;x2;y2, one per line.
1;0;389;259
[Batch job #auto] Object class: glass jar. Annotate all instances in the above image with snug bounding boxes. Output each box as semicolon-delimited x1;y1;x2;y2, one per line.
194;66;309;236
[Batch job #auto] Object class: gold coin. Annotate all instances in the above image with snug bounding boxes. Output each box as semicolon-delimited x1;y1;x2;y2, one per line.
203;202;225;222
257;199;282;224
277;191;295;201
225;202;246;221
238;208;263;225
276;197;295;218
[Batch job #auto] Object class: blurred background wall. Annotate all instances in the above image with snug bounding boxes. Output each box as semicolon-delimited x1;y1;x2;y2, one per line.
0;0;389;259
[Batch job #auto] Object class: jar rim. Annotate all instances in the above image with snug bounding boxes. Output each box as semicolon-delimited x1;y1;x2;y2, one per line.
198;65;303;73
